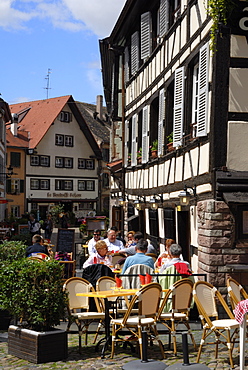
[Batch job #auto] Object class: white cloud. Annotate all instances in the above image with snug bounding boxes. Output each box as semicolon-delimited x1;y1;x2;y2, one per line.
62;0;126;37
0;0;126;36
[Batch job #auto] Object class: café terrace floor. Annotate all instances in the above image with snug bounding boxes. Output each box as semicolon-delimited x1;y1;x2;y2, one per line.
0;320;247;369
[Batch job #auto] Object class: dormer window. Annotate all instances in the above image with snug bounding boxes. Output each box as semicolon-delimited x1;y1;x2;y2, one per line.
60;111;72;123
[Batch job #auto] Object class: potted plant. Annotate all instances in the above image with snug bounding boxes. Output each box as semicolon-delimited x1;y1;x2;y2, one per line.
137;148;142;164
167;132;175;152
150;139;158;158
0;256;68;363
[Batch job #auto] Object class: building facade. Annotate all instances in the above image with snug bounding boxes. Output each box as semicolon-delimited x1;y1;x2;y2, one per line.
8;96;102;220
100;0;248;288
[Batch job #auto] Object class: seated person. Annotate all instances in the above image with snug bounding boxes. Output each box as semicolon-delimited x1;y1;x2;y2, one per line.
26;234;49;257
103;229;124;253
154;238;175;268
87;229;104;255
83;240;113;269
159;244;191;274
126;230;136;247
121;239;154;274
119;231;157;256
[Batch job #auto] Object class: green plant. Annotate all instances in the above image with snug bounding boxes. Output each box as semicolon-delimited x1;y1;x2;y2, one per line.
50;204;65;225
0;258;67;331
137;148;142;158
167;132;173;143
151;139;158;151
0;240;27;262
205;0;235;52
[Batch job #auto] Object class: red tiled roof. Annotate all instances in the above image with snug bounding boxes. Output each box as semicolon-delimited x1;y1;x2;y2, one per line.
6;129;29;148
9;95;71;149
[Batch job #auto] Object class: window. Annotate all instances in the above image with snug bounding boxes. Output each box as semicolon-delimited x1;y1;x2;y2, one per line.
78;159;85;169
30;155;39;166
65;135;74;147
78;180;95;191
30;179;50;190
55;134;64;146
30;155;50;167
40;180;50;190
79;202;93;210
78;158;94;169
149;209;159;238
10;152;21;167
55;180;73;191
11;205;20;218
40;156;50;167
60;111;72;122
164;208;176;239
6;179;24;194
86;159;94;169
86;180;94;191
64;158;73;168
55;157;64;168
30;179;39;189
78;181;85;191
102;148;109;162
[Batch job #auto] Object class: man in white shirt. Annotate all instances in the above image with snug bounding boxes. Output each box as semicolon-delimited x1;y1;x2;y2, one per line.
87;229;103;255
104;229;123;252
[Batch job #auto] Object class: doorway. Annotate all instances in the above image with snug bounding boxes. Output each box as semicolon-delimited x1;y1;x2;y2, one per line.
177;210;190;262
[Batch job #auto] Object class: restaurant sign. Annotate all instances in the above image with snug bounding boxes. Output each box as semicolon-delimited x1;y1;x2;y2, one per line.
46;192;82;198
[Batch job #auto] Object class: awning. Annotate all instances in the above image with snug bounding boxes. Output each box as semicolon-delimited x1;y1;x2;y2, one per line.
0;199;8;204
223;192;248;204
126;214;139;222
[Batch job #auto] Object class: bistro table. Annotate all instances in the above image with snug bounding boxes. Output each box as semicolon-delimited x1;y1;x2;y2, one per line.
76;288;138;358
234;299;248;370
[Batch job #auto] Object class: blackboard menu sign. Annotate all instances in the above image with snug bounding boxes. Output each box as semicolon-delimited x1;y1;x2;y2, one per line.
57;228;75;254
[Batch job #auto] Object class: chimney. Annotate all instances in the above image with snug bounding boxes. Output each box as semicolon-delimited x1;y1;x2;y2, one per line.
11;113;18;136
96;95;103;121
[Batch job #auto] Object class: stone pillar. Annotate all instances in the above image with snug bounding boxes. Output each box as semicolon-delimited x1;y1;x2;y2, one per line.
197;199;248;289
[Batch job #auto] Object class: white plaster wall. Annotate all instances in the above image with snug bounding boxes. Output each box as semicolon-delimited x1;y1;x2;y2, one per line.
190;205;198;247
227;121;248;171
183;151;192;180
175;155;183;183
229;68;248;112
168;157;175;184
158;207;165;239
231;35;248;58
198;143;209;175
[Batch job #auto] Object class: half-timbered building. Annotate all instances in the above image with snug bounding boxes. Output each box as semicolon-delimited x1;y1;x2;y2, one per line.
100;0;248;287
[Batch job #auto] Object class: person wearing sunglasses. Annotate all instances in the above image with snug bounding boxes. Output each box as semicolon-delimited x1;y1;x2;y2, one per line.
87;229;103;255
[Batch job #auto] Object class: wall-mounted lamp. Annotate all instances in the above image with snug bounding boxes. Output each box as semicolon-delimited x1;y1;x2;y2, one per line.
149;194;163;210
0;165;14;179
119;195;129;207
178;185;197;206
134;196;146;210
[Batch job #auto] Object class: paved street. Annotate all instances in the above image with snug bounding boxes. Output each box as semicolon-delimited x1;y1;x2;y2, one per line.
0;323;248;369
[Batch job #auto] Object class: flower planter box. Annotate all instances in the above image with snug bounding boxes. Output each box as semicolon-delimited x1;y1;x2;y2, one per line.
8;325;68;364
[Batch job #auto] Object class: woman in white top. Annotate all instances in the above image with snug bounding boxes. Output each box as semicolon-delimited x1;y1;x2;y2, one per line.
83;240;112;269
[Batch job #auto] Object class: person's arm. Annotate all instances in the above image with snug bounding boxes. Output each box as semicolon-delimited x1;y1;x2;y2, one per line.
83;255;94;269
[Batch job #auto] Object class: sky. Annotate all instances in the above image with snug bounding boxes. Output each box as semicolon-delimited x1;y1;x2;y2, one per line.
0;0;126;105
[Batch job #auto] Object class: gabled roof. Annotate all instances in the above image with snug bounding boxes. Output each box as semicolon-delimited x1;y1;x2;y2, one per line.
9;95;102;159
76;101;110;145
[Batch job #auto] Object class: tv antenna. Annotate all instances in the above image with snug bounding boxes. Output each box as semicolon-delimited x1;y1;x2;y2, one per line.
44;68;52;99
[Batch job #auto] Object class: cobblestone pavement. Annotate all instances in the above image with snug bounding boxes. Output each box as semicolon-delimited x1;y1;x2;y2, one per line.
0;324;248;370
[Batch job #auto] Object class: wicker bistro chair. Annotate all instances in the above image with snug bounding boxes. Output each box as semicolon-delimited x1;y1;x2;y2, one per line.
110;282;165;360
59;260;76;281
227;277;248;310
157;278;197;356
96;276;138;317
63;277;105;352
193;281;240;369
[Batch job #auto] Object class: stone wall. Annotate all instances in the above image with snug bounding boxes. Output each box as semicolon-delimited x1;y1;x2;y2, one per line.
197;199;248;290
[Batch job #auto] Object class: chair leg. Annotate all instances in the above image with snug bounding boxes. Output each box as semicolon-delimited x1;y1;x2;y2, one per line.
227;330;234;369
84;323;89;345
171;319;177;355
111;325;116;359
196;329;206;363
93;320;103;344
138;326;143;360
153;324;165;359
184;320;197;350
